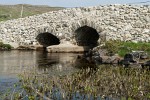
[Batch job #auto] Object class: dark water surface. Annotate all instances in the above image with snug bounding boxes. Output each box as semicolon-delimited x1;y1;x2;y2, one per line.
0;51;79;97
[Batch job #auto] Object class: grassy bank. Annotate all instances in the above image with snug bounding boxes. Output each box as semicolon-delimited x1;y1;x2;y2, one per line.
0;4;64;21
102;40;150;57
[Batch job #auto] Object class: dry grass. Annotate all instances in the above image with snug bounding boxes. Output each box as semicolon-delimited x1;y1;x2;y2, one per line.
0;4;64;21
11;65;150;100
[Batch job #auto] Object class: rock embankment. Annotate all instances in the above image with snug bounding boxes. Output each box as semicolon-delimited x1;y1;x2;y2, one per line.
0;4;149;47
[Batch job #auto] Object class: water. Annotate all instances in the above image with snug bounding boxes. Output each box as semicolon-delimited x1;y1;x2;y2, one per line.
0;50;80;97
0;51;148;99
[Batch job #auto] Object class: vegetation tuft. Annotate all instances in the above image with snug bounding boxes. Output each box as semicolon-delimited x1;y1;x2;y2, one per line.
0;42;12;50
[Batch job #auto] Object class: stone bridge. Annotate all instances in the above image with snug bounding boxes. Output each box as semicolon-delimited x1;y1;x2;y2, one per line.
0;4;149;51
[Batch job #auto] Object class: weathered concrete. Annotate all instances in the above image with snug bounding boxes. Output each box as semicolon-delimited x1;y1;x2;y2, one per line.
0;4;149;48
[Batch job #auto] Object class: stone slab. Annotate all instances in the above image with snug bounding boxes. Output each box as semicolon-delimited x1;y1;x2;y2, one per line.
47;43;84;53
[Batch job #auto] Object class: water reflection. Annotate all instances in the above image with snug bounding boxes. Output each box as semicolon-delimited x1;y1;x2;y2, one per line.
0;50;101;77
0;51;82;76
74;55;97;70
0;51;82;96
36;52;81;75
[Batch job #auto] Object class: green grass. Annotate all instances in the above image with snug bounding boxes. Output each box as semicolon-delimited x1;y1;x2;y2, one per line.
102;40;150;57
119;42;150;57
0;4;64;21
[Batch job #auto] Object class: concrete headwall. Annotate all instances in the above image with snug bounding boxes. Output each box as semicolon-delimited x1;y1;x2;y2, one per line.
0;4;149;47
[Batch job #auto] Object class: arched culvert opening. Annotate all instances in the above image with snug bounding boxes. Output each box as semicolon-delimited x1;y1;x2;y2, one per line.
74;25;99;52
36;32;60;51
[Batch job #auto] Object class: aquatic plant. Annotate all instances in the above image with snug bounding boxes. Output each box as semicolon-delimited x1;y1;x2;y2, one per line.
8;65;150;100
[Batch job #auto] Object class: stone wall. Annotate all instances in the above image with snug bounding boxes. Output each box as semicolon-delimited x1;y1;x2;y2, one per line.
0;4;149;47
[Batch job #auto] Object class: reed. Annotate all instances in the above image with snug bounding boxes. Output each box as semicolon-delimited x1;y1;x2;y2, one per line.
8;65;150;100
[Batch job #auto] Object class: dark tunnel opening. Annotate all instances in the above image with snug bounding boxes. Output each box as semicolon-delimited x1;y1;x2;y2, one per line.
74;25;99;52
36;32;60;51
